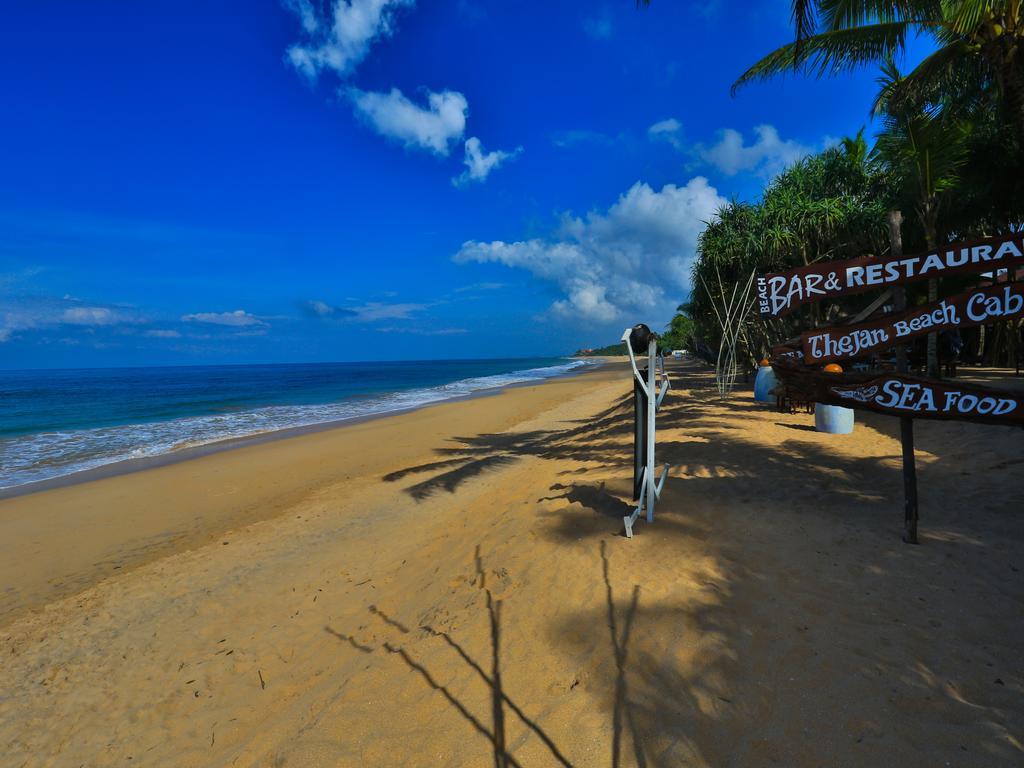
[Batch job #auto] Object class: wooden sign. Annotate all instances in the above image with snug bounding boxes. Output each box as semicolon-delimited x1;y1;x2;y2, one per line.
757;233;1024;318
801;284;1024;364
772;361;1024;426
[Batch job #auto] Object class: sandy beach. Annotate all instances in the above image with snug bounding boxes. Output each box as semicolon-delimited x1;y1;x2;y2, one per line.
2;361;1022;767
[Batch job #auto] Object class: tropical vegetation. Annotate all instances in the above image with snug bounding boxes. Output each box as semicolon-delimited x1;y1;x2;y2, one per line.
658;0;1024;374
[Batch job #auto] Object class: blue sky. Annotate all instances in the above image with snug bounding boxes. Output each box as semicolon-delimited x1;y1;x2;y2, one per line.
0;1;928;368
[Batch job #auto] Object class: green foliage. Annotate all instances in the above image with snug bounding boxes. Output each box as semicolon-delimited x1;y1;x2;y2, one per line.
574;343;628;357
687;135;896;363
871;56;972;241
734;2;1024;142
642;0;1024;368
661;308;695;351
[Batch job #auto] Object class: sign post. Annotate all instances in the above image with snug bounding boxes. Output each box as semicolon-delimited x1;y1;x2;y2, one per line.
759;217;1024;542
888;211;919;544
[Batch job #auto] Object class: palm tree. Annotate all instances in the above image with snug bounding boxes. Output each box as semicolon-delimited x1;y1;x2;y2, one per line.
871;57;971;377
688;138;892;350
732;2;1024;144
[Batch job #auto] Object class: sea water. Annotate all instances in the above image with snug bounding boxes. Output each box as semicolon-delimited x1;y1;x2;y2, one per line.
0;357;596;490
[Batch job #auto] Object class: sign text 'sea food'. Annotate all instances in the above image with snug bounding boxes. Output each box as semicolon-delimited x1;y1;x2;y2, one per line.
757;234;1024;318
818;375;1024;427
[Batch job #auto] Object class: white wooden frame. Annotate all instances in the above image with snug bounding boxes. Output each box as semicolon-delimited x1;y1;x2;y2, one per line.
621;328;670;538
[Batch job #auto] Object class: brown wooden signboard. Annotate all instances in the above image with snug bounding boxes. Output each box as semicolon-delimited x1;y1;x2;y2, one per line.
772;362;1024;427
757;233;1024;318
801;283;1024;364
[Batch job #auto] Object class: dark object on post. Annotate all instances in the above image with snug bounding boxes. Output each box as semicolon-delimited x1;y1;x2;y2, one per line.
628;324;656;356
632;378;649;500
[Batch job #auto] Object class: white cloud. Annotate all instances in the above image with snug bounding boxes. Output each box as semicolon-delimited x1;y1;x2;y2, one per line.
349;87;468;155
303;299;345;318
648;117;683;149
302;299;425;322
144;329;182;338
454;177;726;324
285;0;414;80
181;310;267;327
649;118;681;135
61;306;119;326
698;124;814;177
348;301;425;321
0;297;139;342
453;137;522;186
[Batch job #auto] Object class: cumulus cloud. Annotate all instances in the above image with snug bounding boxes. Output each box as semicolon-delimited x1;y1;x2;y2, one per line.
285;0;414;80
452;137;522;186
284;1;519;179
454;177;726;323
181;310;267;327
349;87;468;155
698;124;814;177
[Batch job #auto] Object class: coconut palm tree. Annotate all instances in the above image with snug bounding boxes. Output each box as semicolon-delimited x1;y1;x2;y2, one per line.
871;57;972;377
732;1;1024;144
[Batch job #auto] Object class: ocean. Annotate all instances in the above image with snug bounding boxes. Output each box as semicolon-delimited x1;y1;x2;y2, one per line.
0;357;596;491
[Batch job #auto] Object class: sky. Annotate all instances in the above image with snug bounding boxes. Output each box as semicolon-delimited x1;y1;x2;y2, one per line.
0;1;930;369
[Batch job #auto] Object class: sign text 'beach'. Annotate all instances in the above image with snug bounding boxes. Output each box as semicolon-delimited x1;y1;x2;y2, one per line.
757;233;1024;318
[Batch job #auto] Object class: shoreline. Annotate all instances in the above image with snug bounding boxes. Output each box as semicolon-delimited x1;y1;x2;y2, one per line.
0;361;626;626
0;359;606;501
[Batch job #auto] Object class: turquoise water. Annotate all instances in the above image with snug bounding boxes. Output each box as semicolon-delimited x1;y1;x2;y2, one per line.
0;357;596;489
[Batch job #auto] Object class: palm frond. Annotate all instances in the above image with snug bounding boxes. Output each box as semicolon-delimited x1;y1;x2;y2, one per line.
945;0;999;36
818;0;923;29
792;0;819;56
733;21;911;93
895;39;992;110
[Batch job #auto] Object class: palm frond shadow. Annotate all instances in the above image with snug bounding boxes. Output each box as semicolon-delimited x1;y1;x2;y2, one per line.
381;365;925;540
323;542;664;766
325;545;573;768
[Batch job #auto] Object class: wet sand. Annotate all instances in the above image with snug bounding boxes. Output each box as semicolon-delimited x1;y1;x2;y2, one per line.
1;360;1022;766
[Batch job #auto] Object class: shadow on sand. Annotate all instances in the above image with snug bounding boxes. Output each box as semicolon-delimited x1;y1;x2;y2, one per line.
354;362;1024;765
325;545;574;768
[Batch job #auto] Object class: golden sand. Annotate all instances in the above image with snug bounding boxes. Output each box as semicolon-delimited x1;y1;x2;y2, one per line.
1;361;1022;766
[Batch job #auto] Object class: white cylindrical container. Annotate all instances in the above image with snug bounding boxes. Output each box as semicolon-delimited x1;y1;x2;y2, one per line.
815;403;855;434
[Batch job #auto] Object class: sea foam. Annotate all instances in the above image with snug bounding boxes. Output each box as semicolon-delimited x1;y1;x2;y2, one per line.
0;359;595;490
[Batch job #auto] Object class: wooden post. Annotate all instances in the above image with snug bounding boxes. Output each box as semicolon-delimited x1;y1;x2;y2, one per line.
888;211;920;544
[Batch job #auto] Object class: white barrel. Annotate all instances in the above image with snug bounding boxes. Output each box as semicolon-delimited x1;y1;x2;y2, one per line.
754;365;777;403
815;403;854;434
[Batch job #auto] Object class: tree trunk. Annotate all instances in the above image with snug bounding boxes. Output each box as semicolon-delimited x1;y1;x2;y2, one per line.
923;219;940;378
998;56;1024;149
